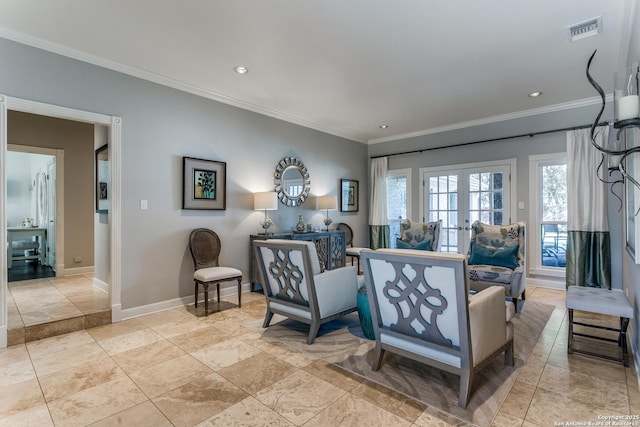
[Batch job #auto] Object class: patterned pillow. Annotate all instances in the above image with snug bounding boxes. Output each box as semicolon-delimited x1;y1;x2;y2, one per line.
396;238;432;251
468;242;519;269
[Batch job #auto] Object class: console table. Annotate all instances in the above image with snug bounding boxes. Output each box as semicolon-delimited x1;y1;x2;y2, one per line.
7;227;47;268
249;230;346;291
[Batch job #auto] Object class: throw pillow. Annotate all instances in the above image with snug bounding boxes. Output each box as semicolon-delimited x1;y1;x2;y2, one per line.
396;238;432;251
468;242;519;269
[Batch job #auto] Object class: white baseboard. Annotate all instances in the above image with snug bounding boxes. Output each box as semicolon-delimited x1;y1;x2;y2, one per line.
526;277;565;290
120;282;252;321
64;266;94;276
0;325;6;349
92;277;109;294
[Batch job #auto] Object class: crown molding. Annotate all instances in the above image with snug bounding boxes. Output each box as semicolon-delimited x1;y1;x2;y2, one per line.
0;29;366;143
367;95;614;145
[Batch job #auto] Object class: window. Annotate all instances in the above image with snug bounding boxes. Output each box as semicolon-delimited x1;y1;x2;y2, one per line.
529;153;567;276
387;169;411;247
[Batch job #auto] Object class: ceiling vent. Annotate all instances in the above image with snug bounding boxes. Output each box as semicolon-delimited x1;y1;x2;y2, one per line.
568;16;602;42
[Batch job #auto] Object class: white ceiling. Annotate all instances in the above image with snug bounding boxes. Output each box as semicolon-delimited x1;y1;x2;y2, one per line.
0;0;634;143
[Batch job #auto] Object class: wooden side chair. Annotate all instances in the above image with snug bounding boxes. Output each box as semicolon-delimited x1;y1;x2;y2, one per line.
189;228;242;315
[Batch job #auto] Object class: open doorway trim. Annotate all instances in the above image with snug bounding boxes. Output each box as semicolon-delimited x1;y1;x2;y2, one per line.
0;95;122;348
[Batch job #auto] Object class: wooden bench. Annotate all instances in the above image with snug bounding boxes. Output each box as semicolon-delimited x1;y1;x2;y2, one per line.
566;286;634;367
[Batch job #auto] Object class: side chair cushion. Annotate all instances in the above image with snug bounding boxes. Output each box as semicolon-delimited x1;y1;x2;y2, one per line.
468;265;515;284
313;266;359;318
468;242;519;269
194;266;242;282
346;247;365;257
395;238;432;251
468;286;512;366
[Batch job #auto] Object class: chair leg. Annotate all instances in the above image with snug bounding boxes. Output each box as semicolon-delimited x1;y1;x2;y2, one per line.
263;308;274;328
307;321;321;345
459;369;473;408
237;278;242;307
505;340;514;366
511;297;518;313
216;283;221;305
204;284;209;315
371;344;385;371
521;289;526;300
194;282;199;308
567;309;574;354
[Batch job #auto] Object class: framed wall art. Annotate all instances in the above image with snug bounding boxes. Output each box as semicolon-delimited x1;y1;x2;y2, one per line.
95;144;109;213
340;178;359;212
182;156;226;210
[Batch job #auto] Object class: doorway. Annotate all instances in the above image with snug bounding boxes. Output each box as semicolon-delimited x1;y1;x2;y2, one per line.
0;95;123;348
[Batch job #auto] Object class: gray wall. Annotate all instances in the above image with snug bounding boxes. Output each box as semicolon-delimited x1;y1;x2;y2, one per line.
0;38;369;310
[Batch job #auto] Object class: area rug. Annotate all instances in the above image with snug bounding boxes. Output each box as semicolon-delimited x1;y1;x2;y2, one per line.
244;300;554;427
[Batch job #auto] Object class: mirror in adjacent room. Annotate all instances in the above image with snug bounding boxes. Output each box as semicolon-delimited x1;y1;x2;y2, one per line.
274;157;310;207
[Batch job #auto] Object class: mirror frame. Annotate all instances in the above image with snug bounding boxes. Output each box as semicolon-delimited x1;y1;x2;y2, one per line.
274;157;310;207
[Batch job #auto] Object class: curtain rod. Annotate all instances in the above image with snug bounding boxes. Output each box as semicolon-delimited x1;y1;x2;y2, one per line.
369;121;611;159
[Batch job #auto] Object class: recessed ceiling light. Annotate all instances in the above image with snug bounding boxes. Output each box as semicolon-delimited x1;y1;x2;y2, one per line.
528;91;543;98
234;66;248;74
379;124;389;129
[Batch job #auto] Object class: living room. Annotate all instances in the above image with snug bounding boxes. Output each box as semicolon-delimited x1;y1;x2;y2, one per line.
1;1;640;425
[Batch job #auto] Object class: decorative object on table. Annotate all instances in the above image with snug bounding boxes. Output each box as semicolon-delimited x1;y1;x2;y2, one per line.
340;179;359;212
295;215;306;232
253;191;278;235
21;218;34;227
95;144;109;213
586;50;640;264
182;157;226;210
317;195;337;230
274;157;310;207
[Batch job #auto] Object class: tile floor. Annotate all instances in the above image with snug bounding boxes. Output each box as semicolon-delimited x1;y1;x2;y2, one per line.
7;274;111;345
1;285;638;426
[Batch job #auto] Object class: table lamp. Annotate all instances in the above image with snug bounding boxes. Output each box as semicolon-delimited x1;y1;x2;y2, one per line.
254;192;278;235
317;195;337;231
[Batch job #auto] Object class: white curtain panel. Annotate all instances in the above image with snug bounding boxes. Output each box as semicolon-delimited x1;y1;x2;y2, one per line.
566;126;610;232
369;157;388;225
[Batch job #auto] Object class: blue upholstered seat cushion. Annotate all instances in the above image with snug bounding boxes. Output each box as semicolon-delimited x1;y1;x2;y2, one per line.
396;238;432;251
468;242;519;270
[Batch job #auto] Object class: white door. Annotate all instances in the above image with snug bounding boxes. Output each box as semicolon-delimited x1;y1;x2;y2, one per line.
421;161;513;254
46;159;56;269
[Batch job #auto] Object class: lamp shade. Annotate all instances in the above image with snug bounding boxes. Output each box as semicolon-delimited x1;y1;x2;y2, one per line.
254;192;278;211
317;195;337;210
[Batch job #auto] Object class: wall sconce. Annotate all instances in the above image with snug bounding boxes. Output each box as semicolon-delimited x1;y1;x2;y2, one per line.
254;192;278;235
317;195;337;231
586;50;640;208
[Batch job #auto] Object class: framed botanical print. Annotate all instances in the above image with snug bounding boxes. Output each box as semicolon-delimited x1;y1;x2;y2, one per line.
182;156;226;210
340;179;359;212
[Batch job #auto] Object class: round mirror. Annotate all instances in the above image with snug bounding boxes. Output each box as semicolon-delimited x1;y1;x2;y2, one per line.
274;157;310;207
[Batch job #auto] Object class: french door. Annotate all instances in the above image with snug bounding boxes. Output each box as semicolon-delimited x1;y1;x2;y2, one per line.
420;160;514;254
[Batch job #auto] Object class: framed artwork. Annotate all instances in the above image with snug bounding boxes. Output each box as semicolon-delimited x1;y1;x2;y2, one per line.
95;144;109;213
340;179;359;212
182;156;226;210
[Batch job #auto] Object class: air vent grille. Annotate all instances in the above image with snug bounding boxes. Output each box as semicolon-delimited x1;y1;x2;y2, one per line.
568;16;602;42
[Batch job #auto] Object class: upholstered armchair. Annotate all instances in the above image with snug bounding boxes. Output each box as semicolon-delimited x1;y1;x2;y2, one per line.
253;239;360;344
466;221;526;312
361;248;515;408
397;219;442;251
